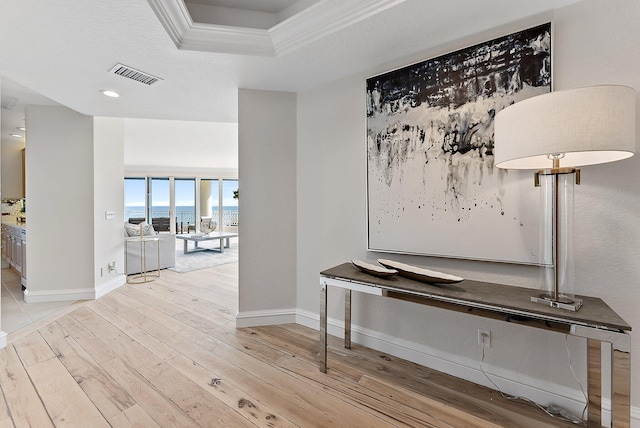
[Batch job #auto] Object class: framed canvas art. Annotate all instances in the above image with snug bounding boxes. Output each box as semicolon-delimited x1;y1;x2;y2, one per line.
366;23;551;264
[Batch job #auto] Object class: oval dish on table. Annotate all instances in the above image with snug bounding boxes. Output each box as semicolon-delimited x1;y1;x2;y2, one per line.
377;259;463;284
351;260;398;278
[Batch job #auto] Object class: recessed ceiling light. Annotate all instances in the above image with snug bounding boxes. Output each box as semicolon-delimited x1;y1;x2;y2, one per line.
10;134;23;138
101;90;120;98
17;127;26;131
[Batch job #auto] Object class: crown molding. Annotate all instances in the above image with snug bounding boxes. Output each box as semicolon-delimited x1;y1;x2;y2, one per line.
147;0;192;47
270;0;406;56
182;23;274;56
146;0;406;57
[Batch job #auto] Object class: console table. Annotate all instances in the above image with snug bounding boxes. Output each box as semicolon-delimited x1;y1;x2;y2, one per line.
319;262;631;427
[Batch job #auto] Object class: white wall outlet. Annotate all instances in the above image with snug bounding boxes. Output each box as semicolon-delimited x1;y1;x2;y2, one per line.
478;329;491;347
108;261;116;273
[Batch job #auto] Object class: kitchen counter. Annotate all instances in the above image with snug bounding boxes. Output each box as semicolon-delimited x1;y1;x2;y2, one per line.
1;217;27;287
1;216;26;230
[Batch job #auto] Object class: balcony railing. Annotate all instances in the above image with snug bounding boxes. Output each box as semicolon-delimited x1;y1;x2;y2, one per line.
213;210;239;227
125;208;238;232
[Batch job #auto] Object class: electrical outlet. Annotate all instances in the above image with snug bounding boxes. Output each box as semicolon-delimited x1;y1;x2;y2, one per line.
478;329;491;347
108;261;116;272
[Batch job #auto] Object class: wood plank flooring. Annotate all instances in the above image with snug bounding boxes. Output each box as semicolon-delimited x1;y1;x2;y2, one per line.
0;263;582;427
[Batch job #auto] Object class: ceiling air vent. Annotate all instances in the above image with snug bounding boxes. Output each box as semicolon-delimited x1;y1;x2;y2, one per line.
1;95;19;110
109;63;163;86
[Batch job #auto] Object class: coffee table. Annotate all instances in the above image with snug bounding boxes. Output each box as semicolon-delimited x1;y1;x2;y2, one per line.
176;232;238;254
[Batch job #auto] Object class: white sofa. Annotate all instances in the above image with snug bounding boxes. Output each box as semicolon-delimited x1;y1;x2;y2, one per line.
124;224;176;274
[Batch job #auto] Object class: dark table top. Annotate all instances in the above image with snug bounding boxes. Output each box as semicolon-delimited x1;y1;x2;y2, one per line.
321;263;631;332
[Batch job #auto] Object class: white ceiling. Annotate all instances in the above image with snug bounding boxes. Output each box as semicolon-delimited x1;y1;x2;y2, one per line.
1;78;60;146
187;0;300;13
0;0;583;165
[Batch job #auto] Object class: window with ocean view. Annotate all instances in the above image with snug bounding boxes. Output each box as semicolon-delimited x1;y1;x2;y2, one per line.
175;178;195;230
124;176;239;234
150;177;170;222
222;179;239;231
124;177;146;222
200;178;219;226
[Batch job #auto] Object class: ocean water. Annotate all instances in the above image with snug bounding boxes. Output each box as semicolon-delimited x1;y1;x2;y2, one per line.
125;206;238;226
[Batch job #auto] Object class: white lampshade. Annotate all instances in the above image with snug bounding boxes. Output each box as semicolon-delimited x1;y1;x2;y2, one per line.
494;85;636;169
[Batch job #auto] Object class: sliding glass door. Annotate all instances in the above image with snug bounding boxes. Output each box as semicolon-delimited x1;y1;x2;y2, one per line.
124;176;238;234
124;177;146;222
175;178;196;233
149;178;170;223
200;179;219;228
222;179;238;231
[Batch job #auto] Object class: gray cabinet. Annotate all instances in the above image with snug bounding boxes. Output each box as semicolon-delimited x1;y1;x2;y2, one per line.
1;223;27;287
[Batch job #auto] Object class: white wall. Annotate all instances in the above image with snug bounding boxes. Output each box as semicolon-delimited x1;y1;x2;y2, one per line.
93;117;126;297
0;82;4;346
1;141;23;198
296;0;640;422
123;118;238;176
25;105;95;302
237;89;297;326
124;167;238;179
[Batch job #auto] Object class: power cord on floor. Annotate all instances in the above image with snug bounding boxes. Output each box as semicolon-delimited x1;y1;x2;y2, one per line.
104;266;125;276
564;334;589;420
478;334;587;424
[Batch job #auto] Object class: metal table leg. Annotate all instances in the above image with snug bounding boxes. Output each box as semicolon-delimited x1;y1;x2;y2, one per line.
320;280;327;373
587;339;602;426
572;325;631;427
345;289;352;349
611;348;631;427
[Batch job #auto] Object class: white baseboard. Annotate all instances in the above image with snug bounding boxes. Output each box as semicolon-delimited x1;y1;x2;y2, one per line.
0;331;7;349
95;275;126;299
295;309;639;428
23;287;96;303
235;308;297;328
22;275;126;303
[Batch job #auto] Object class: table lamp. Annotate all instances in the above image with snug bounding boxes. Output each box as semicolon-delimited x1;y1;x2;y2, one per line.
494;85;636;311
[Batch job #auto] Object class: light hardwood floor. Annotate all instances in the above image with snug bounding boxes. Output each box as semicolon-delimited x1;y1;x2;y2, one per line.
0;263;581;427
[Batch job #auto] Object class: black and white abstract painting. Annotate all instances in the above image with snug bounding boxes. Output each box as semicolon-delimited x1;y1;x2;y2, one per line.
366;23;551;264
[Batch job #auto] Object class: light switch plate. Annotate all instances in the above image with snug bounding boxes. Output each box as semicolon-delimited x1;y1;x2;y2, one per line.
105;210;116;220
